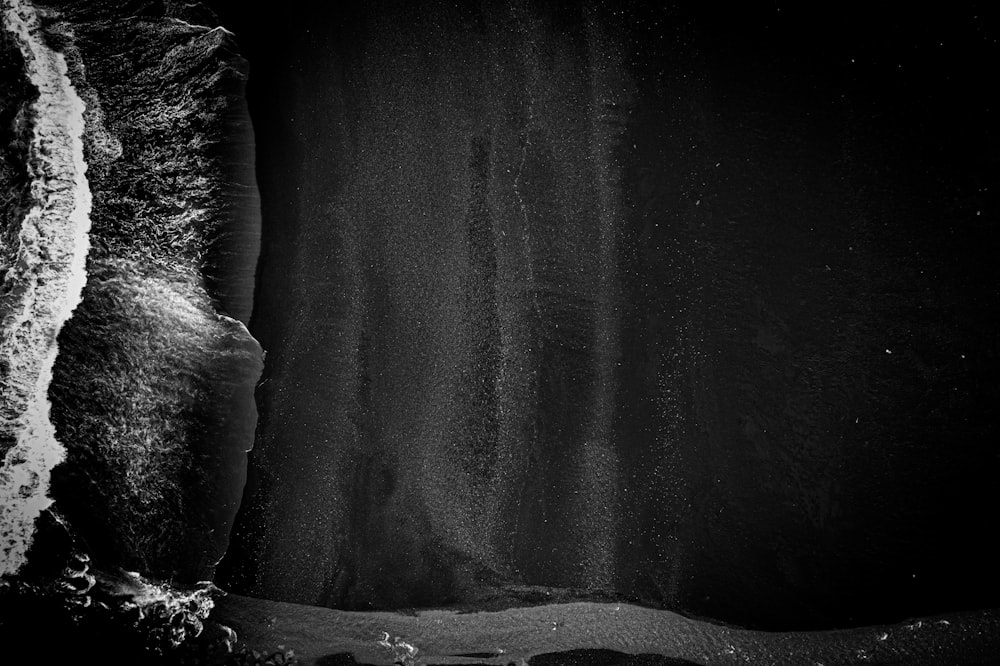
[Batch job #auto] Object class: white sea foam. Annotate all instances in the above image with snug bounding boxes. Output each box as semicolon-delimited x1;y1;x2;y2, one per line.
0;0;91;577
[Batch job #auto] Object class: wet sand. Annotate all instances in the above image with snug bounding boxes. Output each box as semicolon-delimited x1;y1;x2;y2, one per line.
215;593;1000;665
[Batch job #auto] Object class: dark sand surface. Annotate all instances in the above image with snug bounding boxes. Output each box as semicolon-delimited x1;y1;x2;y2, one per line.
213;0;1000;630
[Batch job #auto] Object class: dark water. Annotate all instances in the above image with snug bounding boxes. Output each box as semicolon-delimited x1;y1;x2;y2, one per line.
212;0;1000;630
28;6;265;582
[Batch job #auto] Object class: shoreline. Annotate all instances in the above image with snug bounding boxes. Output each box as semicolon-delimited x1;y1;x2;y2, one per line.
214;592;1000;665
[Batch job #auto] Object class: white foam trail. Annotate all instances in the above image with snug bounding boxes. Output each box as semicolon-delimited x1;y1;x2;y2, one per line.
0;0;91;577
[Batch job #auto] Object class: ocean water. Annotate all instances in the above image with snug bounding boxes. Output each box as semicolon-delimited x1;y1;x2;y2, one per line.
0;0;91;577
1;0;263;584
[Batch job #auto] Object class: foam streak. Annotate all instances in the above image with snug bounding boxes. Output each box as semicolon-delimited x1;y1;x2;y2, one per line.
0;0;91;577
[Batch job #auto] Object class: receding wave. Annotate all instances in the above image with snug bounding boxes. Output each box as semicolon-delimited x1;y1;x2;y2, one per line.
49;259;262;578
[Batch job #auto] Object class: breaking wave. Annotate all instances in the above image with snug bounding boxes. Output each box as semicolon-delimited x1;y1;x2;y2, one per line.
0;0;92;577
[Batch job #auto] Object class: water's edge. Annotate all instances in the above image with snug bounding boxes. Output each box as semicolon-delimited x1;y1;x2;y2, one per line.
0;0;266;582
215;593;1000;665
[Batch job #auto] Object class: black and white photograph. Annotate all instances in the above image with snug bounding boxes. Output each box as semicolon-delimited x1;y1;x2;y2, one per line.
1;0;998;663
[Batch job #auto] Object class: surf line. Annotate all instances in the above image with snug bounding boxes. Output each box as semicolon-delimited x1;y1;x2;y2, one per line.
0;0;92;576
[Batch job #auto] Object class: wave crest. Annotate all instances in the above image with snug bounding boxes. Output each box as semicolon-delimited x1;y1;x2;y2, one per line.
0;0;92;578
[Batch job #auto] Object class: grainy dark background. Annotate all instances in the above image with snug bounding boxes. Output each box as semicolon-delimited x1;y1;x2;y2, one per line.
208;0;999;630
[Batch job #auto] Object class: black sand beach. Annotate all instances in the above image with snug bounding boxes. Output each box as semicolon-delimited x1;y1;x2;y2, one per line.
2;1;998;663
214;0;1000;630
